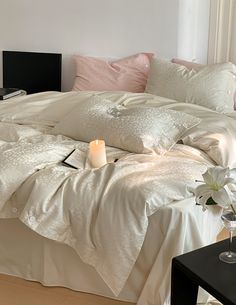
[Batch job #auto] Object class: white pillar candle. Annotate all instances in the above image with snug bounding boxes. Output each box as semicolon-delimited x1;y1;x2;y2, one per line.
88;139;107;168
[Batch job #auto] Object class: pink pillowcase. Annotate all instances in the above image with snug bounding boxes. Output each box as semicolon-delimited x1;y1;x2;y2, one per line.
172;58;236;111
72;53;153;92
171;58;203;71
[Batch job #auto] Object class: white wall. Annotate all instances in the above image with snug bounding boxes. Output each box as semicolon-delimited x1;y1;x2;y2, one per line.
0;0;210;91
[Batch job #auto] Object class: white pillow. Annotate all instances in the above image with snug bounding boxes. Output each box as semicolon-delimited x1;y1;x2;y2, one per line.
145;58;236;113
52;96;200;154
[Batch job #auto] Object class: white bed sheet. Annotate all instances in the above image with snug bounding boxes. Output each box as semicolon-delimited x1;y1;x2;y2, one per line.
0;198;221;305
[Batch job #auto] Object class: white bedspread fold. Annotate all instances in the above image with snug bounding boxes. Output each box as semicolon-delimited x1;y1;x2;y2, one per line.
0;129;211;295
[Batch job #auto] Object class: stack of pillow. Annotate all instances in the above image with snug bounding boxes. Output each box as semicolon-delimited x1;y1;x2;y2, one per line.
72;53;236;113
52;53;236;155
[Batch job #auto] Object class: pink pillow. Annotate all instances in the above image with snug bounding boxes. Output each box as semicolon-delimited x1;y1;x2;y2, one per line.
172;58;236;111
72;53;154;92
171;58;203;71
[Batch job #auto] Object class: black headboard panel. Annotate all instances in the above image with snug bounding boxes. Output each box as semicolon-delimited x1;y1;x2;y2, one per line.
3;50;62;94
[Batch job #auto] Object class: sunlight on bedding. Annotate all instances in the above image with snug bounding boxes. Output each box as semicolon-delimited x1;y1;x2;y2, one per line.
0;90;234;305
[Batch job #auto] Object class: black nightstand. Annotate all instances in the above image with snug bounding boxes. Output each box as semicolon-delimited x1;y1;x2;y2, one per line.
171;237;236;305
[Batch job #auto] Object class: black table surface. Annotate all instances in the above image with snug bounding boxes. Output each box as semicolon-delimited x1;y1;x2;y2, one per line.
173;237;236;305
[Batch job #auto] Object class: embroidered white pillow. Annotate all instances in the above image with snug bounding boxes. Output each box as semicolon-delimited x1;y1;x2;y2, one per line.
145;58;236;113
52;96;200;154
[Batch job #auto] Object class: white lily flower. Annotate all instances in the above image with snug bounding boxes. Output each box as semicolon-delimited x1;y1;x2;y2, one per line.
195;166;236;211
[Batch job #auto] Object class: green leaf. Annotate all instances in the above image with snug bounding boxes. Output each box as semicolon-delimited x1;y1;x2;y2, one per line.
206;197;217;205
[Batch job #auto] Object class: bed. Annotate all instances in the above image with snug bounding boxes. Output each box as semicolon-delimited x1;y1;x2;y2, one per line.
0;56;235;305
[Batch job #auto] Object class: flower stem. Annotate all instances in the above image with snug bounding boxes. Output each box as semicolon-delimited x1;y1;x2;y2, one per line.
230;204;236;215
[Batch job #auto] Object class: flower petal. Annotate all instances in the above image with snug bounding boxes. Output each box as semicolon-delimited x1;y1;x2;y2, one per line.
202;171;215;186
211;188;231;206
206;166;229;187
197;193;212;205
195;184;212;197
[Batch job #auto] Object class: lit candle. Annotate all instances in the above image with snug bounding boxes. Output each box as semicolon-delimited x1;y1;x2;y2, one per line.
88;139;107;168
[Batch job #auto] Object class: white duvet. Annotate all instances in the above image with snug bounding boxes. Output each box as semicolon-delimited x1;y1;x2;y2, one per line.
0;91;235;298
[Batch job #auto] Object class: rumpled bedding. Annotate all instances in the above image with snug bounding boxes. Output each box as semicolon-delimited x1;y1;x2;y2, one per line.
0;91;235;296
